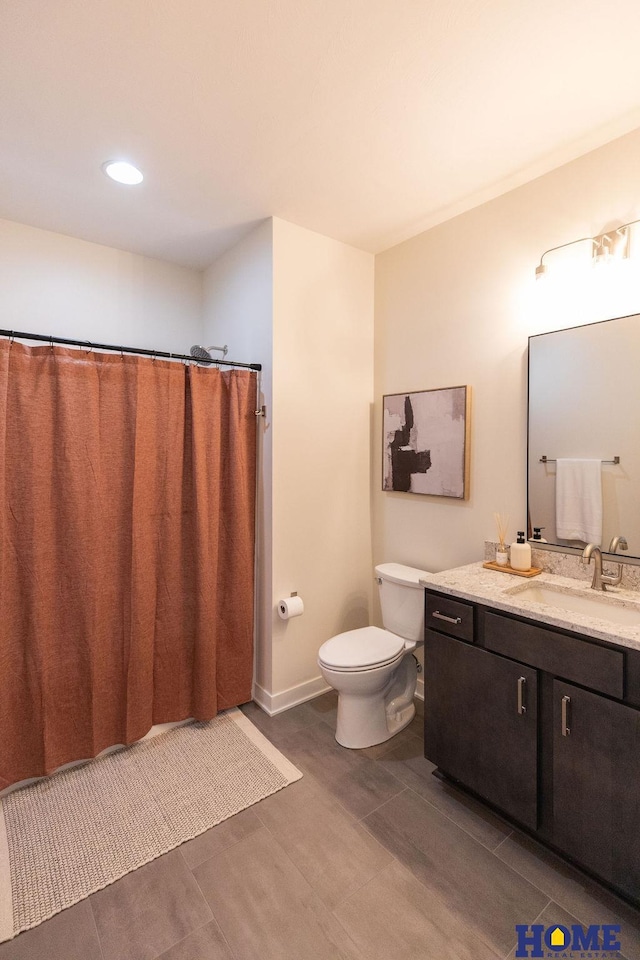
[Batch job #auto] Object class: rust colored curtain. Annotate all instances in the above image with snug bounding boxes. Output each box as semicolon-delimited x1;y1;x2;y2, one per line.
0;340;256;789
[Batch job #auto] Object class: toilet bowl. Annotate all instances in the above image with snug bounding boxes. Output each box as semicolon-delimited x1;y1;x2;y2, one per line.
317;563;428;749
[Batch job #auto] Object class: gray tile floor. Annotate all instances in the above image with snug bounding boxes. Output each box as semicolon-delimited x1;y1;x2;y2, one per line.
2;692;640;960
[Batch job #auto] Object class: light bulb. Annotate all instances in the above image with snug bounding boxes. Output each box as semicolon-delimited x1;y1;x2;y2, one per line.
102;161;144;185
613;228;629;260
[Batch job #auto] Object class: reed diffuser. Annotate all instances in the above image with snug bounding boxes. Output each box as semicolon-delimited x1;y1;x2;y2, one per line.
494;513;510;566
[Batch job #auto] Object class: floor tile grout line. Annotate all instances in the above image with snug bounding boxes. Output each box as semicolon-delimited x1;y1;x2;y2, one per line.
326;858;416;959
183;824;264;874
190;866;247;960
224;816;370;958
357;786;410;826
328;856;401;915
88;898;108;960
255;811;394;918
373;770;512;856
149;915;225;960
213;922;241;960
257;728;413;822
252;769;398;863
500;899;552;960
106;850;215;960
347;779;406;823
387;758;640;934
332;834;525;960
257;763;406;906
491;831;514;854
492;836;637;932
357;785;560;955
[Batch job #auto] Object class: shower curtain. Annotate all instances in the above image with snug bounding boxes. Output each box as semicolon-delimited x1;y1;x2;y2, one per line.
0;340;257;790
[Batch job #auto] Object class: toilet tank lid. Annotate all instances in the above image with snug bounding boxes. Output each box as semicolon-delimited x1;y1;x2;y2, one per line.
375;562;429;587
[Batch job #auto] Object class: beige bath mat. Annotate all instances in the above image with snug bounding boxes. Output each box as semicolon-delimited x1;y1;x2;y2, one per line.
0;708;302;943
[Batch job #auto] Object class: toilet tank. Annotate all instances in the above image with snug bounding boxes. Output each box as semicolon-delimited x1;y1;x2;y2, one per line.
375;562;429;642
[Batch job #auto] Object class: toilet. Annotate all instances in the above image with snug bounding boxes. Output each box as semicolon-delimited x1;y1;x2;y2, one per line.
317;562;428;749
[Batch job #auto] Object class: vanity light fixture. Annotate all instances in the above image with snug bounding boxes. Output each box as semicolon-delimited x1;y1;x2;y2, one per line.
534;235;594;280
535;219;638;279
612;226;630;259
593;233;614;266
102;160;144;185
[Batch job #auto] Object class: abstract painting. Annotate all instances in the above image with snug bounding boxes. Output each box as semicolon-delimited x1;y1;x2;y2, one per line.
382;385;470;498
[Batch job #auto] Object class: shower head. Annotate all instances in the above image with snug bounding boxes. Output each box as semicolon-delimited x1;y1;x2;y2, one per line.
189;344;229;362
190;345;213;361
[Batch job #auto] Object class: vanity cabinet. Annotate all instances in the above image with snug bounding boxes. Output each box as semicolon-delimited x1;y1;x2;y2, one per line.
552;680;640;901
425;630;538;829
424;587;640;906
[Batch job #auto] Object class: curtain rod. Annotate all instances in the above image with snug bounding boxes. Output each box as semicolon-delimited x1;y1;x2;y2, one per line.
0;329;262;372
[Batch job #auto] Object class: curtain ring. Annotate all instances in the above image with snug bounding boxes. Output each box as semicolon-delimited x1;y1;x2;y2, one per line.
152;350;156;362
84;340;93;354
49;335;54;352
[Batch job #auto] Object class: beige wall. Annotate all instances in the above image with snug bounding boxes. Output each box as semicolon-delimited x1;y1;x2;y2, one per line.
202;220;274;694
0;218;202;350
203;217;375;712
373;127;640;583
270;218;374;707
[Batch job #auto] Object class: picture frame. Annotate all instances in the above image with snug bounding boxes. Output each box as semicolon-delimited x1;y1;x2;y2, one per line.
382;385;470;498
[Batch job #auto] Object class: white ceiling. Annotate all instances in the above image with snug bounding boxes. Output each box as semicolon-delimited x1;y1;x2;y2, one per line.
3;0;640;269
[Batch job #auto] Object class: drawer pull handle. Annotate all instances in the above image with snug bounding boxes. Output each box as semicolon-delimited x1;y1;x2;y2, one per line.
561;695;571;737
432;611;462;625
517;676;527;715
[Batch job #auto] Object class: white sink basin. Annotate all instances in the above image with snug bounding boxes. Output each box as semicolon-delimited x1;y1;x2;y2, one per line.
508;583;640;626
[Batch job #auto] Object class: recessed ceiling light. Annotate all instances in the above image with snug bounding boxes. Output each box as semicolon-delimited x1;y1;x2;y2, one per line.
102;160;144;185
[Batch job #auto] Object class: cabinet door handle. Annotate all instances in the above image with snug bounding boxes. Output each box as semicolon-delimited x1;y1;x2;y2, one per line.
561;695;571;736
517;676;527;715
432;611;462;625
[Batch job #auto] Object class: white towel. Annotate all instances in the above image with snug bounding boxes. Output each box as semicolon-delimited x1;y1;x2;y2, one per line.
555;459;602;545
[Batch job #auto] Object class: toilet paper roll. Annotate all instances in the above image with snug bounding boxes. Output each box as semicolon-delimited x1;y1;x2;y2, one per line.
278;596;304;620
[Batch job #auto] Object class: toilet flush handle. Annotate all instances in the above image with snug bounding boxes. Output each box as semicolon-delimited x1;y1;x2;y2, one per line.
375;577;382;584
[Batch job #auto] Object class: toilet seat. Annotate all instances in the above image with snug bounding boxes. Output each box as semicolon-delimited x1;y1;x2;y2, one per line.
318;626;405;673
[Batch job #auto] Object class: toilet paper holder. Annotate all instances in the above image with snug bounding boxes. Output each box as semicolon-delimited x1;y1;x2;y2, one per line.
277;592;304;620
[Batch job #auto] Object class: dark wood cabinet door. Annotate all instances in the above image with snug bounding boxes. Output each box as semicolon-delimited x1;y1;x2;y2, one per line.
553;680;640;901
424;630;538;829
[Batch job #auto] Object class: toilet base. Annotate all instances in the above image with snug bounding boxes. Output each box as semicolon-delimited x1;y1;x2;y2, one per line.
335;696;416;749
331;652;419;749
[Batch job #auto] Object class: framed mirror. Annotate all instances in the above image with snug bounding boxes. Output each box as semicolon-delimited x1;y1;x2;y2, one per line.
528;312;640;558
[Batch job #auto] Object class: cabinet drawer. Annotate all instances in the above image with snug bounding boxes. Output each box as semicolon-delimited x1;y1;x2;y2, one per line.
484;612;623;698
426;593;474;642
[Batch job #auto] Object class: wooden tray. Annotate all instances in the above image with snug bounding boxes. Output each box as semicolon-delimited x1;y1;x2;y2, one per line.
482;561;542;578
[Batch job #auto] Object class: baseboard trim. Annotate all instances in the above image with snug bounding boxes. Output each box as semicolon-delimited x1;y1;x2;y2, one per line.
253;676;332;717
253;674;423;717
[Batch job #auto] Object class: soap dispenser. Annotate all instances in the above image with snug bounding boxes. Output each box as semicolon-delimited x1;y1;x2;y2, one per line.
532;527;547;543
510;531;532;571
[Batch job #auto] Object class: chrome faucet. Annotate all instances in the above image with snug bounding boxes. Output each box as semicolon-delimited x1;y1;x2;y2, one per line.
582;543;623;591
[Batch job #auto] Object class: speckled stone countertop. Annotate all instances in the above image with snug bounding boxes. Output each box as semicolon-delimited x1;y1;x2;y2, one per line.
419;562;640;651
